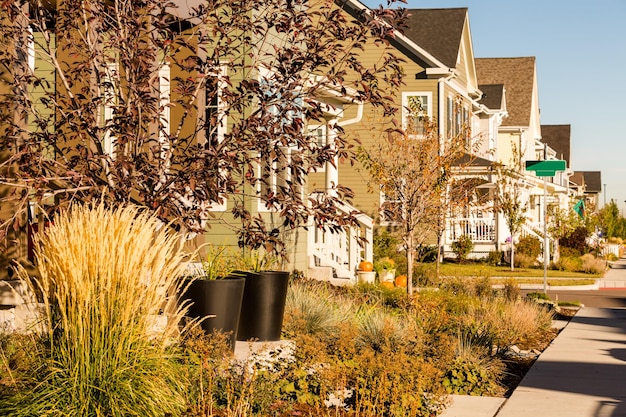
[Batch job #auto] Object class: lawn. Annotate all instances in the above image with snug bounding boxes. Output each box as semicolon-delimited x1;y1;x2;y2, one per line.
432;262;602;286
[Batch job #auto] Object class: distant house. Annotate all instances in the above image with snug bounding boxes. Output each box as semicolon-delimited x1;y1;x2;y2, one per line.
571;171;603;211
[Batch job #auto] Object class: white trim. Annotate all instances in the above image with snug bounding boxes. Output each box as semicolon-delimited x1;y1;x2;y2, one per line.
402;91;432;138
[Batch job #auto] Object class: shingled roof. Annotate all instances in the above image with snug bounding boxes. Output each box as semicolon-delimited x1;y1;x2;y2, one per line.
541;125;571;166
475;57;535;127
573;171;603;193
478;84;505;110
402;8;468;69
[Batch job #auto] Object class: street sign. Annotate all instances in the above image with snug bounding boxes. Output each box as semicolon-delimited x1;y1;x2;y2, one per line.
525;160;566;177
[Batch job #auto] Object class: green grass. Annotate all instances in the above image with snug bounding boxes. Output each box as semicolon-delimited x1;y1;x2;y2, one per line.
436;262;604;279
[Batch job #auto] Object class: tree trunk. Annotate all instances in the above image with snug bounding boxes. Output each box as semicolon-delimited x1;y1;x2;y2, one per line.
510;235;515;271
406;237;415;296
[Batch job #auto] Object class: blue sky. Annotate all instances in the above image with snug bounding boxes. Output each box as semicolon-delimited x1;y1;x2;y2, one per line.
361;0;626;211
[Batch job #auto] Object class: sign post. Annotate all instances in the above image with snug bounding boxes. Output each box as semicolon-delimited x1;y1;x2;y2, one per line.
525;160;566;294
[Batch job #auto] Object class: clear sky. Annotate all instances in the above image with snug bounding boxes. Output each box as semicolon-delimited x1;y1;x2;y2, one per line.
361;0;626;211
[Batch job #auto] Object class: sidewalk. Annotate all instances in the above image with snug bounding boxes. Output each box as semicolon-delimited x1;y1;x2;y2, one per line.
442;258;626;417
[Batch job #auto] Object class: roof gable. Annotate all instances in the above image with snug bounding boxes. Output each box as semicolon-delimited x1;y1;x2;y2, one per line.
541;124;571;165
478;84;505;111
574;171;603;193
403;8;467;69
475;57;536;127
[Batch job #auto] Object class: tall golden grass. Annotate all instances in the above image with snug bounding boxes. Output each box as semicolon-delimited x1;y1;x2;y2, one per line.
7;203;193;416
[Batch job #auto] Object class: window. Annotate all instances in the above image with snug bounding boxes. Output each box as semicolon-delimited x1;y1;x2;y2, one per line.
257;67;305;211
446;95;471;144
402;92;431;138
379;179;406;225
201;66;228;211
204;66;226;147
103;63;118;156
306;124;327;172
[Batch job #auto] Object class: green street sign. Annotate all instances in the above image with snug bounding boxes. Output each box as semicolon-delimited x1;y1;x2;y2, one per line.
525;160;566;177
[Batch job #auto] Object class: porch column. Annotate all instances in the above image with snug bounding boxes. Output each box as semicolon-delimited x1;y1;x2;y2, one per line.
325;118;338;197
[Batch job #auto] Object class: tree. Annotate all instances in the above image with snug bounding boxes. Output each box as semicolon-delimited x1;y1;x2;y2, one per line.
358;113;468;295
0;0;405;274
493;160;528;271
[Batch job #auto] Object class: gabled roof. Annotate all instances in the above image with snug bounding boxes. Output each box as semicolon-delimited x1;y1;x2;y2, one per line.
573;171;603;193
541;125;571;165
478;84;505;111
475;57;536;127
403;8;468;69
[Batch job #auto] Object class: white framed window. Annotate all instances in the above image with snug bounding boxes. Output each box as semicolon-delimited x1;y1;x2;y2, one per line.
103;62;118;157
379;179;406;226
257;147;304;212
204;65;227;146
257;66;304;211
306;124;327;172
402;92;432;138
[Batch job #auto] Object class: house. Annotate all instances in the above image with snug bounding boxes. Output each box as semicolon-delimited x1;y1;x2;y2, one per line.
475;57;570;259
0;0;398;281
571;171;603;211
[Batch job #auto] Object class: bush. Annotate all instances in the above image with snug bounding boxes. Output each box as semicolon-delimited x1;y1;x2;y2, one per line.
514;253;536;268
581;254;606;274
416;245;439;263
516;236;542;259
553;256;583;272
560;227;590;254
485;250;503;266
559;246;581;258
451;235;474;263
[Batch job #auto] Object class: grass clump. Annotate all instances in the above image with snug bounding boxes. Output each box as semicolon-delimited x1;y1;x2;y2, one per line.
2;203;192;416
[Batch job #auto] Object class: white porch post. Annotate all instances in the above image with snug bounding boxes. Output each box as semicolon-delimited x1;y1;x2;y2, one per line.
325;119;339;197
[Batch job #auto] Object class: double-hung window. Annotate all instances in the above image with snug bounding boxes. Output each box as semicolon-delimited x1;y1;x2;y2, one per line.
403;92;431;139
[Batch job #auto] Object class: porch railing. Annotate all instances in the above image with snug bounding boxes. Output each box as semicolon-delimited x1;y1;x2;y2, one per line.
309;199;373;280
447;218;495;243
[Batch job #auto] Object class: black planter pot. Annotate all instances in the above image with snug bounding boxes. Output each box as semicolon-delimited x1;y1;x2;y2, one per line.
181;276;245;350
237;271;290;342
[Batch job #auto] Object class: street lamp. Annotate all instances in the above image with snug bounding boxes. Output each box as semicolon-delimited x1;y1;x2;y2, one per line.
604;184;607;206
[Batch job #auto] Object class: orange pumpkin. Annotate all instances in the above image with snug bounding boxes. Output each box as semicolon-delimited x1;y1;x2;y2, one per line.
380;281;395;289
394;275;408;288
358;261;374;272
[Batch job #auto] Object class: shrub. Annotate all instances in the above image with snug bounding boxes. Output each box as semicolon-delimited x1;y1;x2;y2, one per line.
514;253;536;268
414;262;440;287
559;246;581;258
581;254;606;274
416;245;439;263
451;235;474;263
516;236;542;259
486;250;503;266
554;256;583;272
501;278;520;301
5;203;191;416
443;342;504;396
560;227;590;254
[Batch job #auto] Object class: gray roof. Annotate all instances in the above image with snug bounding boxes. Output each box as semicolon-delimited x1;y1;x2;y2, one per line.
573;171;603;193
541;125;571;166
403;8;468;68
478;84;505;110
475;57;536;127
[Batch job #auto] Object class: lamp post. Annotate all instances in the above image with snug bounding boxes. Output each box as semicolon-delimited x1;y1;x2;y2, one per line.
604;184;607;207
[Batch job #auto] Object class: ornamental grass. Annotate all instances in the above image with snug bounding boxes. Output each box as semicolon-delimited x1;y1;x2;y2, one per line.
2;203;192;416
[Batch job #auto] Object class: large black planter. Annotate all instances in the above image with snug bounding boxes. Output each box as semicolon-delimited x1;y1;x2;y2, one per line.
181;276;245;350
237;271;290;341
